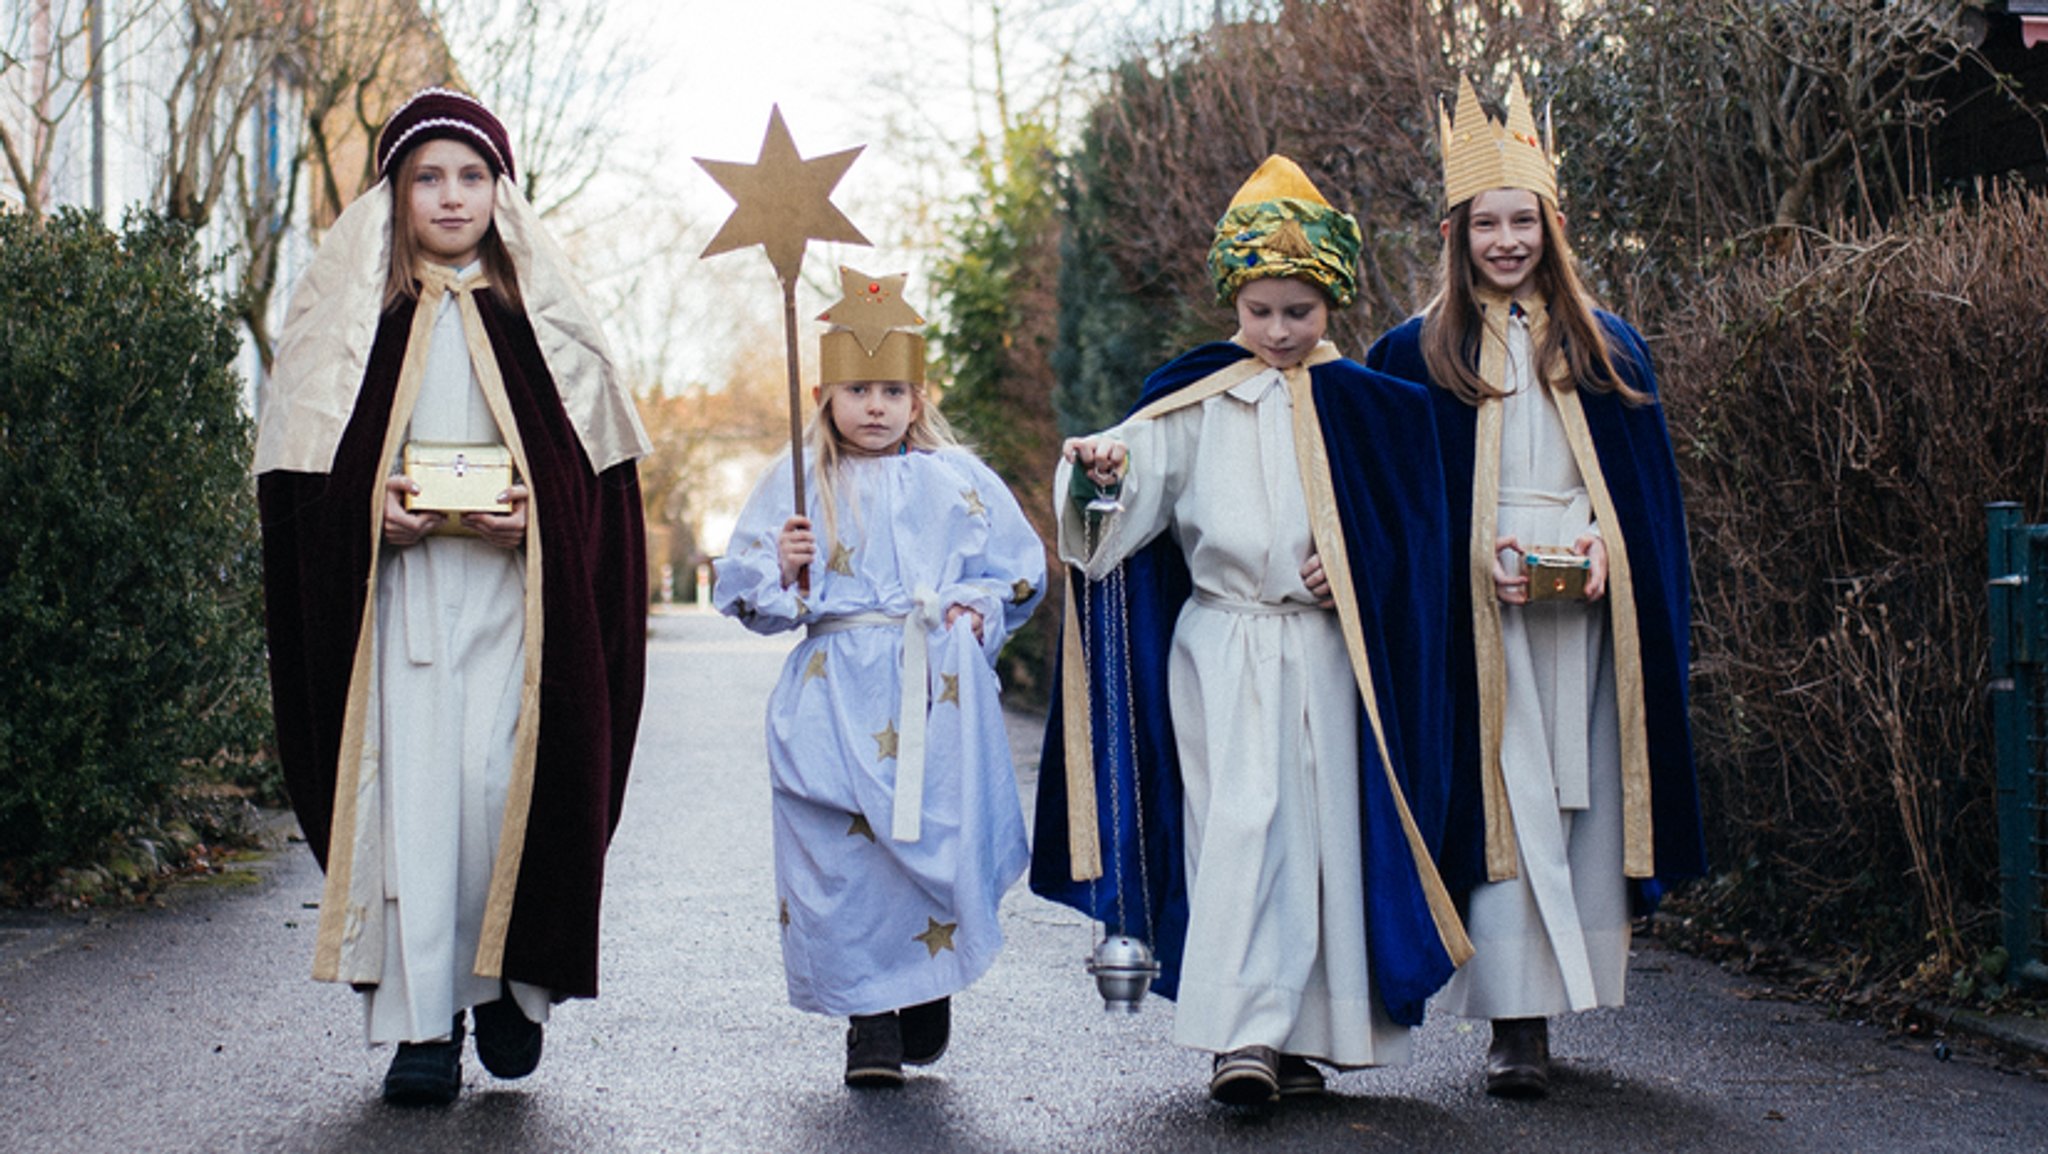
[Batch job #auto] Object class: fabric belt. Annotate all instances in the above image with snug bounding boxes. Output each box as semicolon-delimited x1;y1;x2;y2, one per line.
1498;486;1587;509
806;593;948;842
1189;589;1322;617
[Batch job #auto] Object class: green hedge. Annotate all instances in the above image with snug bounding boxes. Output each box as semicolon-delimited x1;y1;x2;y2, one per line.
0;209;273;883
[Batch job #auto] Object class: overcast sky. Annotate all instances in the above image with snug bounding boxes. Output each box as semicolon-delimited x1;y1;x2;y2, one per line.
514;0;1186;390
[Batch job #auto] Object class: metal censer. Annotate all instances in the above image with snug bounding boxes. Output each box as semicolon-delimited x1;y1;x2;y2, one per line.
1086;934;1160;1012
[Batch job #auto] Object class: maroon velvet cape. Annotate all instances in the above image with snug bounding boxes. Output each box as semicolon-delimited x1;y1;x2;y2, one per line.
259;289;646;999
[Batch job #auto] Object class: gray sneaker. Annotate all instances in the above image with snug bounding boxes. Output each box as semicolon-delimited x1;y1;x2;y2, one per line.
1209;1045;1279;1105
1277;1053;1326;1097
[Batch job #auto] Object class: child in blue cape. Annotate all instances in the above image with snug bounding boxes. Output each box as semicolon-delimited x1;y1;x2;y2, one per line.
1366;77;1706;1099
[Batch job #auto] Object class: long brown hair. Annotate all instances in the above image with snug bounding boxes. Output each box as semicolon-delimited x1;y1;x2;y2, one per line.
382;142;524;313
1419;197;1644;407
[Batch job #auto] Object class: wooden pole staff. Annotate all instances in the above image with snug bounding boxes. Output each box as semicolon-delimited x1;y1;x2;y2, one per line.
694;104;870;596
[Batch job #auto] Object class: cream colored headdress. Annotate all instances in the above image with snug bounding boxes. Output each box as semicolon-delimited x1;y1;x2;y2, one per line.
1438;75;1558;211
253;175;650;476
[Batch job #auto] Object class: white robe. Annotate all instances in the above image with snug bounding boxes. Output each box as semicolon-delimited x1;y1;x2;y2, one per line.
715;448;1045;1016
1438;316;1630;1021
364;279;550;1044
1055;368;1408;1068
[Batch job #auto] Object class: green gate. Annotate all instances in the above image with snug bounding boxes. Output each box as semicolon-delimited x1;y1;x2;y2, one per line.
1988;502;2048;986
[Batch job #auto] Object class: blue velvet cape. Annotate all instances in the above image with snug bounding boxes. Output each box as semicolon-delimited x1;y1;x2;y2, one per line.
1366;313;1707;911
1028;342;1459;1029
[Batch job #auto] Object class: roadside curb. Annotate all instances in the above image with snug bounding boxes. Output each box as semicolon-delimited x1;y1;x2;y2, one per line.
1908;1002;2048;1068
0;810;301;977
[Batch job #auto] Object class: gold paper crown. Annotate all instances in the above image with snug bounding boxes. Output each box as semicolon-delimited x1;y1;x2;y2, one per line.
817;267;926;385
1438;75;1557;210
820;329;924;386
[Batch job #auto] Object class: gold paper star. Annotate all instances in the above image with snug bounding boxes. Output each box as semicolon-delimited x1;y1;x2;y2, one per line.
696;106;870;283
803;651;828;682
913;917;958;958
1011;578;1035;604
847;812;877;842
818;267;926;355
873;720;899;760
937;673;959;705
828;541;856;576
961;488;986;517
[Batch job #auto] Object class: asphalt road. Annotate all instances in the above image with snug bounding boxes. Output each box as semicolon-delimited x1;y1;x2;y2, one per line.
2;607;2044;1153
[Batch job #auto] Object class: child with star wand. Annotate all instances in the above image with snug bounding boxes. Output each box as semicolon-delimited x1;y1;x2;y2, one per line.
697;92;1041;1094
711;268;1046;1087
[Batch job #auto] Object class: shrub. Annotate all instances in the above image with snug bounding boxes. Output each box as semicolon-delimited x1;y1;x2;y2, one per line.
1658;188;2048;986
930;123;1067;705
0;209;274;884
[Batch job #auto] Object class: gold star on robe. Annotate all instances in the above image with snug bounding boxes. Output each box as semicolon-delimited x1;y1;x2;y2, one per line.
695;106;870;283
873;720;899;760
1011;578;1035;604
847;812;877;842
937;673;959;705
913;917;959;958
828;541;856;576
818;267;925;354
803;651;828;682
960;488;986;518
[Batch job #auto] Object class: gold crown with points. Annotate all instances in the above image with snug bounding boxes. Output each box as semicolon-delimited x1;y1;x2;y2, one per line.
817;267;926;386
1438;74;1557;211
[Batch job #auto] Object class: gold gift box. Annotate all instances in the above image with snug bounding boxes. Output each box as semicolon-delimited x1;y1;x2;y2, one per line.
1522;547;1591;602
402;441;515;515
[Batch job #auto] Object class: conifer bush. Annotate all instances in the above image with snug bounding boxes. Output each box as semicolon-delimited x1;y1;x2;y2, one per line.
0;209;273;884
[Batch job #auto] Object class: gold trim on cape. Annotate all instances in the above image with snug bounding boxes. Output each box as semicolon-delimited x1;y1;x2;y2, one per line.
310;265;546;984
1467;292;1655;881
1060;340;1472;962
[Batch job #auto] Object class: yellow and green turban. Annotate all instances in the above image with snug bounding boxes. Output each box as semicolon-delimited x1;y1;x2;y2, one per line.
1207;155;1362;308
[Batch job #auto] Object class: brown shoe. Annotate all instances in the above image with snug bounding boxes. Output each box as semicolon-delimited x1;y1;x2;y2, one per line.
1485;1017;1549;1098
844;1013;905;1088
1276;1053;1326;1097
1210;1045;1279;1105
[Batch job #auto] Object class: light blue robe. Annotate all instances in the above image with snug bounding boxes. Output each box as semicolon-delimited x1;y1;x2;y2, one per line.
715;447;1046;1015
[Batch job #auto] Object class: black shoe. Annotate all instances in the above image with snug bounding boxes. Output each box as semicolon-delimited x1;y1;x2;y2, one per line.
845;1013;905;1088
383;1014;464;1106
1277;1053;1326;1097
473;993;544;1080
1485;1017;1550;1099
899;997;951;1066
1209;1045;1279;1105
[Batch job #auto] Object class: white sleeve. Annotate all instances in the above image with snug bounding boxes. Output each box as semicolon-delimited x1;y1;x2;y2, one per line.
710;453;810;635
1052;409;1194;580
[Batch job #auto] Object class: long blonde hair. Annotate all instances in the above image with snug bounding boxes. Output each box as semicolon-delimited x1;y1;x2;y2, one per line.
1419;198;1643;407
806;379;964;548
382;144;524;313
